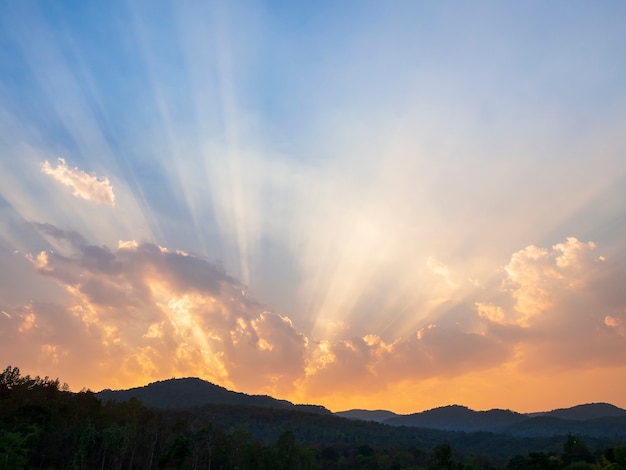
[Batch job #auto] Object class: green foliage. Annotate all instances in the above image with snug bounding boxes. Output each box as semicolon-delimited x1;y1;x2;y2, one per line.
158;434;192;468
601;445;626;470
0;429;29;469
429;443;453;469
563;462;591;470
276;430;298;469
563;435;592;466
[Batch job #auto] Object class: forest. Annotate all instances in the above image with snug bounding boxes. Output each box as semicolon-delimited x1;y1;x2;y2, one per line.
1;366;625;469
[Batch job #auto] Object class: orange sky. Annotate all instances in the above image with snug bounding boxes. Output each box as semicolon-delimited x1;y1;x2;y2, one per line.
3;234;625;413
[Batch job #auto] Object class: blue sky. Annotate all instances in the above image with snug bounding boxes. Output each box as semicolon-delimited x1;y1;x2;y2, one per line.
1;1;626;412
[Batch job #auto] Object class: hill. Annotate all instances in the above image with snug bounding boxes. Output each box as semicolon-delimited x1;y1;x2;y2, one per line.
528;402;626;421
334;409;400;423
99;378;626;439
378;403;626;438
384;405;527;432
3;366;625;468
98;377;330;414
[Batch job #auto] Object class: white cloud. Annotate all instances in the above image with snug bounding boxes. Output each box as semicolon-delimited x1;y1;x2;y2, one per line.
41;158;115;206
501;238;601;325
475;237;626;373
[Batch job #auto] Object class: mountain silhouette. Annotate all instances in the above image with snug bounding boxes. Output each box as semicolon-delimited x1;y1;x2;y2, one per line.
98;378;626;438
98;377;330;414
383;405;527;432
338;403;626;438
335;409;400;423
527;402;626;421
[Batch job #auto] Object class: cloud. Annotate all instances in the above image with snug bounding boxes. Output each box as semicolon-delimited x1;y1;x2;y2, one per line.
3;227;626;412
479;237;626;372
500;237;601;326
7;224;509;397
303;325;512;399
604;314;626;336
41;158;115;206
17;225;308;394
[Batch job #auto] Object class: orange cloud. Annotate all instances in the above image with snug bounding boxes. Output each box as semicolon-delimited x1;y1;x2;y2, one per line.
2;227;625;413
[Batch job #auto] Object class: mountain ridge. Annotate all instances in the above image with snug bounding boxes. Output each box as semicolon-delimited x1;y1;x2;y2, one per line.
98;377;626;438
340;402;626;438
98;377;330;414
527;402;626;420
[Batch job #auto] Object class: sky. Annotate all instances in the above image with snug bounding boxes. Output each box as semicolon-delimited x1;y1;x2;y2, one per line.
1;0;626;414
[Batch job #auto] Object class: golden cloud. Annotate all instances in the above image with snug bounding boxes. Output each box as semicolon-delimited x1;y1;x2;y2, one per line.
41;158;115;206
2;227;625;411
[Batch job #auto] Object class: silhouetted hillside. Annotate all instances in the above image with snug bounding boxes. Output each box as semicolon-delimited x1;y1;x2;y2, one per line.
4;366;626;468
384;405;526;432
98;377;330;414
97;377;626;439
159;402;620;462
335;409;400;423
527;402;626;421
379;403;626;438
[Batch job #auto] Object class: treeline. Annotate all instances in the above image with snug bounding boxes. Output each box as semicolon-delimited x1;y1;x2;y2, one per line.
1;366;625;469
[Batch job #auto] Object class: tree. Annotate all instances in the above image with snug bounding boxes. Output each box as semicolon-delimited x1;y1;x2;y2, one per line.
603;446;626;470
429;443;453;470
275;430;298;469
0;430;30;470
73;423;98;469
562;435;592;467
321;446;340;462
159;434;192;469
526;451;559;470
0;366;23;397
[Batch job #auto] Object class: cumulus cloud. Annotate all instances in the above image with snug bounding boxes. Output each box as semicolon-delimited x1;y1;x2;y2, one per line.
478;237;626;372
303;326;512;398
41;158;115;206
3;224;513;397
18;225;308;394
3;227;626;410
501;237;601;326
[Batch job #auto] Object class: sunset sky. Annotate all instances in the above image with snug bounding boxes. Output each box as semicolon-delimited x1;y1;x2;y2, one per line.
1;1;626;414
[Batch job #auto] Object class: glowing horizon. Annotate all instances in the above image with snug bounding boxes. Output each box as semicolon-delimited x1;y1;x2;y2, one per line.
1;1;626;415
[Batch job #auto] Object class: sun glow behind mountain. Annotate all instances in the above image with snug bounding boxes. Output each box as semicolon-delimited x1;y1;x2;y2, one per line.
1;1;626;414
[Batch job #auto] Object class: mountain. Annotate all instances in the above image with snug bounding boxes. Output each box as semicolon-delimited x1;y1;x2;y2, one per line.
527;402;626;421
5;365;625;468
335;409;400;423
98;378;626;439
336;403;626;438
383;405;527;432
98;377;330;414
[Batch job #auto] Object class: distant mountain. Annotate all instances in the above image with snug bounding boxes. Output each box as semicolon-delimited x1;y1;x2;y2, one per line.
98;378;626;439
384;405;527;432
335;409;400;423
369;403;626;438
527;403;626;421
98;377;330;414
